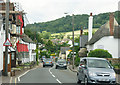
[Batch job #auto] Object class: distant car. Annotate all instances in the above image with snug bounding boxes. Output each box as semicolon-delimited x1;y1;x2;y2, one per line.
43;58;53;67
42;58;46;62
77;57;116;84
55;59;67;69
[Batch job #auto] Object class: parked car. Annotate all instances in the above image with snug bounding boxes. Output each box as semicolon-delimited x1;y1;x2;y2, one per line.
41;57;46;62
55;59;67;69
77;57;116;85
43;58;53;67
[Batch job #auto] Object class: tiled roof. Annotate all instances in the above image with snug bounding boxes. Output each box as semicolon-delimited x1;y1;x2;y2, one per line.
87;18;119;45
21;34;34;43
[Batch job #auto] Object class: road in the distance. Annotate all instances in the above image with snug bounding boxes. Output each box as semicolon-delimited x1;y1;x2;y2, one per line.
17;65;77;84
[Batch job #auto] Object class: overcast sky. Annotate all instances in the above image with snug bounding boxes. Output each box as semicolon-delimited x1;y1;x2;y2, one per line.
11;0;120;24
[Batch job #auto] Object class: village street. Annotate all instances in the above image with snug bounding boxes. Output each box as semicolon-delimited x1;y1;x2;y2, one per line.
17;67;77;84
13;63;77;84
2;62;119;84
0;0;120;85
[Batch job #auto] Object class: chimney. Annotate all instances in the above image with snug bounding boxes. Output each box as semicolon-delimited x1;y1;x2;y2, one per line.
88;13;93;41
109;13;114;36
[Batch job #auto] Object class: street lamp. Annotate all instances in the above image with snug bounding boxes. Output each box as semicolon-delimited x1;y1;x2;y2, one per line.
72;14;75;69
64;13;75;69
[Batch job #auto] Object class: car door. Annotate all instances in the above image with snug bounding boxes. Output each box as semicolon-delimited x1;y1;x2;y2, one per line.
78;59;84;81
80;59;87;81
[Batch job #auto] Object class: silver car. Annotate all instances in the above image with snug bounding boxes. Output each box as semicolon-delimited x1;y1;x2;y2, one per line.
55;59;67;69
77;57;116;84
43;58;53;67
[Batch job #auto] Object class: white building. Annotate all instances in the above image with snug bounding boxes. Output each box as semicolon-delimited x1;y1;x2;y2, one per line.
20;34;36;63
0;14;3;72
87;13;120;58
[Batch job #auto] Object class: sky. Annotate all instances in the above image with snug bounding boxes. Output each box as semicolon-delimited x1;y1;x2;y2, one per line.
10;0;120;24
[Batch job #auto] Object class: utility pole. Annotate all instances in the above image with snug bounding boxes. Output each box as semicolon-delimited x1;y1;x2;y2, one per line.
4;0;9;76
79;27;83;49
72;14;74;69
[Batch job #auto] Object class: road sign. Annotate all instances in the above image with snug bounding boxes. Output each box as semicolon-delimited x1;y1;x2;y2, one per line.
68;50;72;52
3;38;12;46
74;43;79;46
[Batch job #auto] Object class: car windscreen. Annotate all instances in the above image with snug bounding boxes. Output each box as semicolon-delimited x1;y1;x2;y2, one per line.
88;59;112;69
57;60;66;63
45;58;52;62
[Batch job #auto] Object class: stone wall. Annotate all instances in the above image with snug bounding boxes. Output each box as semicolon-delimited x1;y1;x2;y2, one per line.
106;58;120;65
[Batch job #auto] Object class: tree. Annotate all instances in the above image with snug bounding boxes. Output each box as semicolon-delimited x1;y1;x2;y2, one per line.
40;51;49;58
88;49;112;58
41;31;51;39
45;40;56;52
25;11;119;33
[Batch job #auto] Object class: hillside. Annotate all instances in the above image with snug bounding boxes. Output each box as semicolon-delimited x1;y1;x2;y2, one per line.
25;11;119;34
50;28;98;39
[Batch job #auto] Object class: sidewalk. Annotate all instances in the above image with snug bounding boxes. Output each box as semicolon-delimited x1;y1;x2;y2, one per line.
68;65;120;84
68;65;78;73
2;62;42;84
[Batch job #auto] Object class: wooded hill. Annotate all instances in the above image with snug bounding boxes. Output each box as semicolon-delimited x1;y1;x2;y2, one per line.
25;11;119;34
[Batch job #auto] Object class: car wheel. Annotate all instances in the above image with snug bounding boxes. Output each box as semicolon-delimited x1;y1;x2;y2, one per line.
55;66;57;69
84;77;88;85
65;67;67;69
43;65;45;67
77;79;81;84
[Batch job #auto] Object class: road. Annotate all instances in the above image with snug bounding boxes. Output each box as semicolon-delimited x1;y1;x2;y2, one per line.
17;65;77;84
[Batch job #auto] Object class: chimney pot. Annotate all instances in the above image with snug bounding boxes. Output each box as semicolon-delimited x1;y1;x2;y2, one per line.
90;13;92;16
109;13;114;36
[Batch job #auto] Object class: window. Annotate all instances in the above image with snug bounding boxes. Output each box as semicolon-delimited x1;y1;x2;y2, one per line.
11;52;14;60
88;59;111;68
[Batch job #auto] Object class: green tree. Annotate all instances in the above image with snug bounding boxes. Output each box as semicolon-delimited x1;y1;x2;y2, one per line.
25;11;118;33
45;40;56;52
88;49;112;58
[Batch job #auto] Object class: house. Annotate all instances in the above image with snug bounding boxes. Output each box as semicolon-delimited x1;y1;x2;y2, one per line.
0;1;36;71
67;40;72;47
86;13;120;58
59;47;70;59
0;14;3;73
78;35;88;57
0;13;16;73
15;33;36;64
21;34;36;62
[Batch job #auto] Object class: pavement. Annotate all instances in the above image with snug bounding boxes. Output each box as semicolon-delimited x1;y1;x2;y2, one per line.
1;62;42;84
68;65;120;84
68;65;78;73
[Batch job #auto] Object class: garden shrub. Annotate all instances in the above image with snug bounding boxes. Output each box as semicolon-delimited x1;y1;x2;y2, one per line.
88;49;112;58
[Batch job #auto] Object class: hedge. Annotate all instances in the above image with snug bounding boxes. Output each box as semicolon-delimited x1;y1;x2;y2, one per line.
88;49;112;58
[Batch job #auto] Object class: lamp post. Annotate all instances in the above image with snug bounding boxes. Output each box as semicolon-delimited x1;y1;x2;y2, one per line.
72;14;75;69
64;13;75;69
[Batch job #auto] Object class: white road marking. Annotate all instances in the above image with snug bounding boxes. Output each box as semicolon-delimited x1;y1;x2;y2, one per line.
49;68;55;77
56;79;62;84
16;64;41;82
49;67;62;84
17;70;30;82
52;74;55;78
